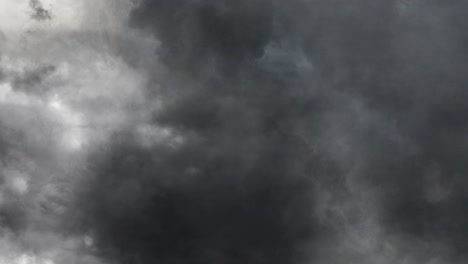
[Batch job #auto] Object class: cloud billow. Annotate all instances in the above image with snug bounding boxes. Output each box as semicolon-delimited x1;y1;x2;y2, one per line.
2;1;468;264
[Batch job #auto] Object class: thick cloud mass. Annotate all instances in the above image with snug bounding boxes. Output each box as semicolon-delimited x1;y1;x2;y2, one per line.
75;2;318;263
2;0;468;263
131;0;273;69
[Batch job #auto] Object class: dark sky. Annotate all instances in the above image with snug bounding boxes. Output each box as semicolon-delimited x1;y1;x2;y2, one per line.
1;0;468;263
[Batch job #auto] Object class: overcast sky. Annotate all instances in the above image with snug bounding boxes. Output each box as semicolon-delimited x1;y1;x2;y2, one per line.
1;1;468;264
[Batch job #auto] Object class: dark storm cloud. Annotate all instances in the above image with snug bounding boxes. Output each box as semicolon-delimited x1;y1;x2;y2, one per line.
71;1;319;264
129;0;275;75
68;0;468;263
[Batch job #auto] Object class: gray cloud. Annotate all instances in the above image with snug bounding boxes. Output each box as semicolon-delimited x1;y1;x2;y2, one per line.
2;0;468;264
29;0;53;21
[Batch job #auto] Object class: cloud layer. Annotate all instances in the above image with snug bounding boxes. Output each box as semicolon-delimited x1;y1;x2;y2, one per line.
1;0;468;263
